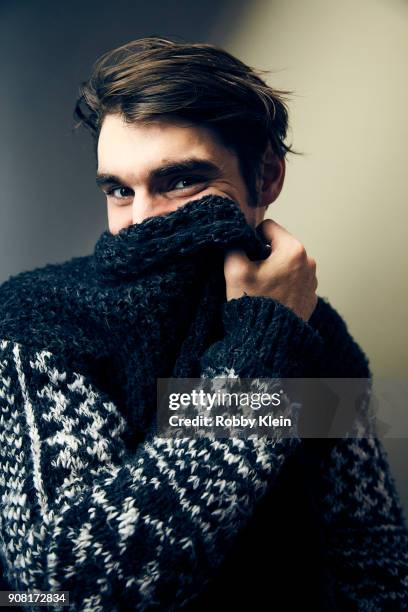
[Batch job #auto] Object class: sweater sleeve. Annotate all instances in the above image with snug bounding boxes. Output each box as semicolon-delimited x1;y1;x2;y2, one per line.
311;433;408;610
215;295;408;608
303;296;408;609
200;294;326;378
0;298;322;612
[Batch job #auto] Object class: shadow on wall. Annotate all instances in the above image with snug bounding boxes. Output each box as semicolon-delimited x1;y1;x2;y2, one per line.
0;0;248;283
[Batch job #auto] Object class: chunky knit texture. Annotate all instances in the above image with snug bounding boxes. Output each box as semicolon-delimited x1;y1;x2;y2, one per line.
0;194;407;611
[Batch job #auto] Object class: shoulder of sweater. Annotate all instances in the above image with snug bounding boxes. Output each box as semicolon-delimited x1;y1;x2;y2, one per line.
0;253;94;299
0;254;97;354
308;296;371;378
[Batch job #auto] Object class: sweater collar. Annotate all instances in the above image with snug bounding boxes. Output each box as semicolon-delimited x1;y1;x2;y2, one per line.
92;194;271;282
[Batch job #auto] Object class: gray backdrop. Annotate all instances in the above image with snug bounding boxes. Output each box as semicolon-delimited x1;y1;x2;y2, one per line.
0;0;246;278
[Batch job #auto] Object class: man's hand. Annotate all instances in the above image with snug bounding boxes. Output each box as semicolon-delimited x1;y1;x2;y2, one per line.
224;219;318;322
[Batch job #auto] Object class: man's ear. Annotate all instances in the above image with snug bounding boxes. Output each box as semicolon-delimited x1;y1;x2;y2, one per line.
257;142;286;208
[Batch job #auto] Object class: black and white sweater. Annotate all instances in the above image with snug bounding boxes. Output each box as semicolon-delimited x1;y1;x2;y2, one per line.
0;195;406;611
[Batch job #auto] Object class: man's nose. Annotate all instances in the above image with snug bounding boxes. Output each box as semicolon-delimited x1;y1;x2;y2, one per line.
131;193;157;225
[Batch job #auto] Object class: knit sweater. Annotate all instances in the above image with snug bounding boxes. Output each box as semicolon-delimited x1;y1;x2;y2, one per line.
0;194;406;611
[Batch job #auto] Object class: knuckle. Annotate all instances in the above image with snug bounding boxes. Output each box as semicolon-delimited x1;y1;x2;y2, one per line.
291;241;307;263
308;256;317;270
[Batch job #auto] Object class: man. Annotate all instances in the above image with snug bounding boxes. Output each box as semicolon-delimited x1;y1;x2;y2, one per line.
95;114;317;322
0;36;406;611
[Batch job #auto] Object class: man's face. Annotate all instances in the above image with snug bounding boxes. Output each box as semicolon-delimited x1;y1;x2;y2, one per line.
96;114;266;234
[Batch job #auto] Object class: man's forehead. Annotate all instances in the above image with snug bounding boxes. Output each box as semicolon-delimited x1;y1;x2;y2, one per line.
97;116;231;178
98;114;218;146
97;155;201;174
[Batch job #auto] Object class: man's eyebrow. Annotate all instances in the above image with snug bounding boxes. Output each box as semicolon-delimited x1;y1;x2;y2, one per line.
96;158;222;188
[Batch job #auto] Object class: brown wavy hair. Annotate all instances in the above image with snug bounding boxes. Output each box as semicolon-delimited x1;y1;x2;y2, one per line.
73;36;297;206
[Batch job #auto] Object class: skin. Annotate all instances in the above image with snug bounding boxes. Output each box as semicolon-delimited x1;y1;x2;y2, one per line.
97;113;318;321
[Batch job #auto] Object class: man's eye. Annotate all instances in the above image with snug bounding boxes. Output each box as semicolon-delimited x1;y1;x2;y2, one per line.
107;187;133;199
170;177;202;191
